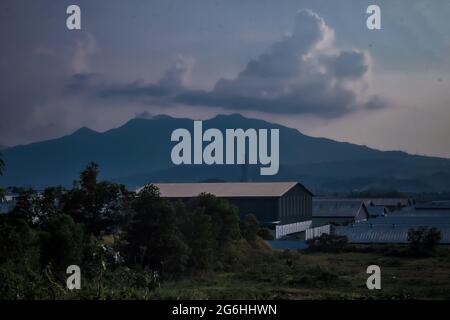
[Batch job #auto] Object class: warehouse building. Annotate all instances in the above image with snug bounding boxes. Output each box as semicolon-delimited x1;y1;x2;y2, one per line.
366;205;387;218
138;182;313;239
368;198;415;211
313;199;369;226
335;201;450;244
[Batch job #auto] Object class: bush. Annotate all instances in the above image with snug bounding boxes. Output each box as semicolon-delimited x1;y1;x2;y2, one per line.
407;227;441;257
240;214;260;243
257;227;274;240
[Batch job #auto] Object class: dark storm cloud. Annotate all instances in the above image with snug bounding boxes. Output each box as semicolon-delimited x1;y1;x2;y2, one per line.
325;50;369;79
98;82;170;99
76;56;195;103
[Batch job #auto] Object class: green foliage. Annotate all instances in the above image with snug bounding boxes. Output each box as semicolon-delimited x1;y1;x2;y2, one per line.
184;193;242;271
407;227;442;257
40;214;84;272
187;193;241;250
10;188;40;224
240;213;260;244
0;216;41;267
290;266;343;288
257;227;274;240
62;163;132;235
7;162;448;300
10;187;66;225
179;204;215;271
125;185;190;277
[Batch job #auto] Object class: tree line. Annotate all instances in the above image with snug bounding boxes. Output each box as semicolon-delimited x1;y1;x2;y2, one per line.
0;162;268;299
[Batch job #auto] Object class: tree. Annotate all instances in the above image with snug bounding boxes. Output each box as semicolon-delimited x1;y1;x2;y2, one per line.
0;216;40;266
37;187;65;222
240;214;260;243
10;188;40;224
63;163;132;235
125;185;190;277
80;162;99;192
178;203;215;271
187;193;241;251
407;227;441;256
40;214;84;273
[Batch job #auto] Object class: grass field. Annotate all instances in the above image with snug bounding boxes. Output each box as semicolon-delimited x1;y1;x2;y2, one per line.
151;246;450;300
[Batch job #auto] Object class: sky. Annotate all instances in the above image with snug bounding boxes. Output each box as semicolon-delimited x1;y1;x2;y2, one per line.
1;0;450;157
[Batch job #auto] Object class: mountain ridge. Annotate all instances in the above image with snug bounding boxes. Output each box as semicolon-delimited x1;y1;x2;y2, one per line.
1;114;450;192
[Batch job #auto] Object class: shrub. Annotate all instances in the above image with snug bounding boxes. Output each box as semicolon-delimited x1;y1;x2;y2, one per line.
257;227;274;240
407;227;441;257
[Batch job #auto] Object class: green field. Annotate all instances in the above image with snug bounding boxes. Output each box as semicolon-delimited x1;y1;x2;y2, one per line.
151;246;450;300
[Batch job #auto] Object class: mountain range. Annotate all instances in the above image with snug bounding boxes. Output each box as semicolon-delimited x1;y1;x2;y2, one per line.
2;114;450;193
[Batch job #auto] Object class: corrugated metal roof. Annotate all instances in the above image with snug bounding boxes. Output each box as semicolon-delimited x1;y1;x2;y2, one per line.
415;200;450;210
313;199;366;217
335;208;450;243
137;182;311;198
336;227;450;244
370;198;412;207
314;197;413;207
367;206;386;216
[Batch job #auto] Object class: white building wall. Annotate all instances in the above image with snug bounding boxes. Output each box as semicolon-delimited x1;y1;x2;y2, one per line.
275;220;312;239
305;225;331;240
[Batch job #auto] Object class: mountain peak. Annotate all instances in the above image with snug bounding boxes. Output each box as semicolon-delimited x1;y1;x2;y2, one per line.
212;113;247;121
71;126;98;136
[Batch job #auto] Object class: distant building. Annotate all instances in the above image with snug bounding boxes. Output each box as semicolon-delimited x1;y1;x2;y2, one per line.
313;199;369;226
335;205;450;244
137;182;313;239
366;205;387;218
414;201;450;210
0;192;18;214
369;198;415;211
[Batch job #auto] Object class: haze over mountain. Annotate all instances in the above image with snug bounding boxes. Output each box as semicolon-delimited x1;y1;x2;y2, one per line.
2;114;450;193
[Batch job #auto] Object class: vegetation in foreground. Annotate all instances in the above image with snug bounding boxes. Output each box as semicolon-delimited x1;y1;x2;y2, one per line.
0;161;449;300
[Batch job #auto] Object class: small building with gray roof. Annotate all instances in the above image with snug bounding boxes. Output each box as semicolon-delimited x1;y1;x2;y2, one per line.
313;199;369;226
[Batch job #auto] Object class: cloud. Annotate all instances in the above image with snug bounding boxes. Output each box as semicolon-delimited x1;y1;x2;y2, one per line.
158;55;195;91
72;33;97;74
174;9;383;117
0;30;99;145
94;9;383;118
76;55;195;103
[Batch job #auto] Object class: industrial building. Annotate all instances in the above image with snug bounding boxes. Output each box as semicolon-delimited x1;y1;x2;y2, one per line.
138;182;313;239
312;199;369;226
366;205;387;218
366;198;415;211
335;203;450;244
